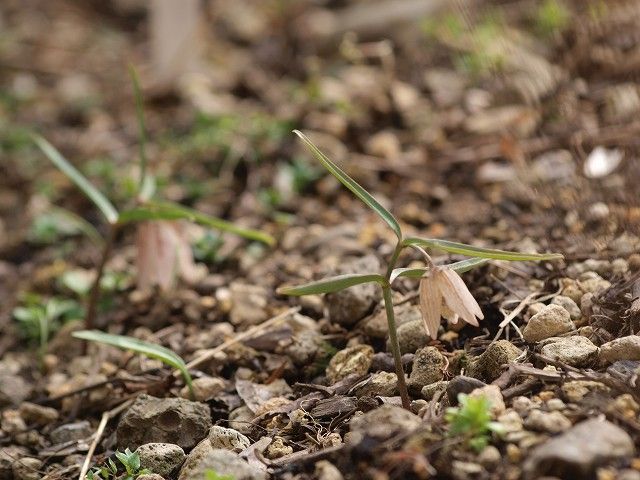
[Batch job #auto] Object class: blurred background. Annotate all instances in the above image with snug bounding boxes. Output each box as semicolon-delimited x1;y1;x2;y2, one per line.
1;0;639;273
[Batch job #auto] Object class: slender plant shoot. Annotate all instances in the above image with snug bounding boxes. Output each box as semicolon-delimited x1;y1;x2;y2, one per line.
33;96;274;330
278;130;562;409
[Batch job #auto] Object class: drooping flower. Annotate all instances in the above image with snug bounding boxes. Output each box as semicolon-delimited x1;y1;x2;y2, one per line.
136;220;200;290
419;266;484;339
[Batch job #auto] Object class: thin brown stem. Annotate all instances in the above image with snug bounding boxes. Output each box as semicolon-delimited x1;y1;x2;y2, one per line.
85;225;118;332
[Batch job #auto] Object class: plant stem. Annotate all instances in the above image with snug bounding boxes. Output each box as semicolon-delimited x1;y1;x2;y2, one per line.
383;285;410;409
383;240;410;409
85;225;118;332
385;241;403;279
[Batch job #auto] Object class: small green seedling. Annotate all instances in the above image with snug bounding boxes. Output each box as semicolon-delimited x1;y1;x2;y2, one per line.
204;469;236;480
445;393;505;451
86;448;150;480
278;131;562;409
13;295;83;357
33;68;274;331
535;0;570;36
72;330;194;398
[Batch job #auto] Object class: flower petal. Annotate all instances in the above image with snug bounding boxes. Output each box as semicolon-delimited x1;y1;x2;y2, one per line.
419;274;442;339
438;268;484;326
442;304;460;325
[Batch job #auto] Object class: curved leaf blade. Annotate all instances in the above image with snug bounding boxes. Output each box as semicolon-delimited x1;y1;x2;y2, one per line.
403;237;563;261
72;330;194;397
294;130;402;239
33;135;119;224
390;258;488;283
277;273;386;296
118;201;275;246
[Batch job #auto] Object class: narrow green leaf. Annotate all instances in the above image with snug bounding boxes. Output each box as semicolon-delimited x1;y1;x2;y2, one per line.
33;135;119;224
277;273;386;296
72;330;194;397
390;258;488;282
118;201;275;246
403;237;563;261
128;65;150;199
294;130;402;239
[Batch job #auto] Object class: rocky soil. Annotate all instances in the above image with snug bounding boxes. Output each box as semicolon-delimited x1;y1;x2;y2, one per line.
1;1;640;479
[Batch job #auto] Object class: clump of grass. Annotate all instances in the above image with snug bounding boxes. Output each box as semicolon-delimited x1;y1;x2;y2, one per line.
86;448;149;480
445;393;505;451
422;11;507;77
12;294;83;358
32;67;274;331
278;131;562;409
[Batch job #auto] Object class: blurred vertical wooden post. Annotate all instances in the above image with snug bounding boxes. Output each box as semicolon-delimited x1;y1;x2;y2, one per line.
150;0;201;90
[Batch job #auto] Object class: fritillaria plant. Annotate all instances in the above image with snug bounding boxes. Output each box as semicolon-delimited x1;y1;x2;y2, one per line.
278;130;562;409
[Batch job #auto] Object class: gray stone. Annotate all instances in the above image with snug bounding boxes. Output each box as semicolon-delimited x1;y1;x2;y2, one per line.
561;380;609;402
362;303;421;339
284;330;322;366
137;475;165;480
18;402;58;425
407;347;445;393
208;426;251;452
523;418;635;479
421;380;449;400
540;336;599;367
180;377;225;401
392;319;430;355
349;405;421;444
50;420;93;444
1;446;28;479
551;296;581;321
178;442;266;480
467;341;522;381
12;457;42;480
0;371;32;407
326;345;373;383
229;282;268;326
522;305;574;343
351;372;397;397
228;406;255;436
446;376;487;404
600;336;640;365
469;385;505;416
578;272;611;295
326;256;382;327
136;443;185;477
524;410;572;433
117;394;212;450
315;460;344;480
477;446;501;468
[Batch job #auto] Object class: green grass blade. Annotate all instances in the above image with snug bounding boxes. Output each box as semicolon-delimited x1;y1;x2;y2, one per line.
72;330;194;397
294;130;402;239
277;273;386;296
390;258;488;282
128;65;151;199
33;135;119;224
403;237;563;261
118;201;275;246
